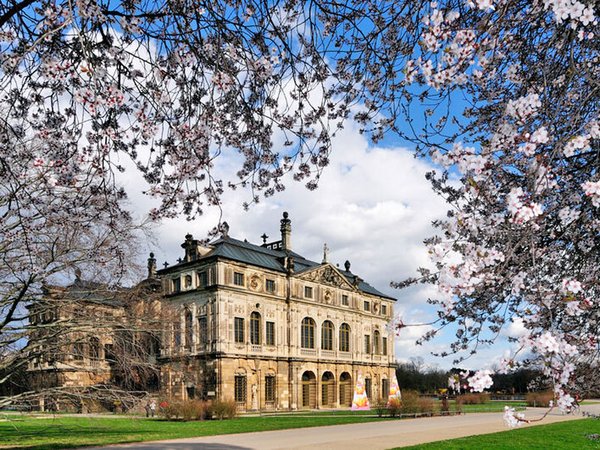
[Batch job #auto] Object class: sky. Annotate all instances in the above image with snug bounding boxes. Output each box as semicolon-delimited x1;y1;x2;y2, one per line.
120;119;519;372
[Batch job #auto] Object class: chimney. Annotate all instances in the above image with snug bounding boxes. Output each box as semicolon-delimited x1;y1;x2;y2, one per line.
280;212;291;251
147;252;157;278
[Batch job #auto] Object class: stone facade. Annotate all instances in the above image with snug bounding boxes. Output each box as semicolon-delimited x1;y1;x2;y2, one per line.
28;213;396;411
158;213;396;410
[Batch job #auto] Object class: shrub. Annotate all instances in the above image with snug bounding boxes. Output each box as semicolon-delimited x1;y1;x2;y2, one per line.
211;399;238;420
418;396;435;415
387;398;402;417
373;399;387;418
159;400;181;420
526;391;554;407
456;392;490;405
181;400;210;421
400;390;420;415
158;399;212;421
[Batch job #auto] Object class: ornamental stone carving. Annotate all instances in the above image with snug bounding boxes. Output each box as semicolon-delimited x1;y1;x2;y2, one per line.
300;266;349;289
249;274;261;291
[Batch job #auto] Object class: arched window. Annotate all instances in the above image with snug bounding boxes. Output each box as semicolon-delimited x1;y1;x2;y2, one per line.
301;317;315;348
250;311;261;345
339;323;350;352
373;330;381;354
321;320;334;350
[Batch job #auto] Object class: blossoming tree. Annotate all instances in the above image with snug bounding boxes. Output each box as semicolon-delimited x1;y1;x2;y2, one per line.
1;0;598;418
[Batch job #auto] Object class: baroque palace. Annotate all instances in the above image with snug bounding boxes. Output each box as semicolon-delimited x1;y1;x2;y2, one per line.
30;213;397;411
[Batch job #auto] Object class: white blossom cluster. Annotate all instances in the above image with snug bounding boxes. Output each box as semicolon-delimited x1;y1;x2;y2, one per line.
581;181;600;207
506;188;544;225
543;0;596;27
503;406;526;428
467;370;494;392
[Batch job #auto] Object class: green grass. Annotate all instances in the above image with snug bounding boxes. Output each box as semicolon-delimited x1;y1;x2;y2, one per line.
0;413;389;449
398;418;600;449
0;401;530;449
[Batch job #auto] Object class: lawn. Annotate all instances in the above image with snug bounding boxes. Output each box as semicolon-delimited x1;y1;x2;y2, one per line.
398;418;600;450
0;401;529;449
0;413;388;449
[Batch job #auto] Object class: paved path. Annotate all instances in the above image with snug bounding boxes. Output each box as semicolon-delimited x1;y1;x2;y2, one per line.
85;403;600;450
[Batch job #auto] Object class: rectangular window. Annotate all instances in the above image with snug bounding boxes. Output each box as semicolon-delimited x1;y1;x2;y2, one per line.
266;321;275;346
365;378;372;399
197;271;208;287
104;343;114;362
174;327;182;347
342;295;349;306
381;304;387;316
364;335;371;354
234;375;247;403
265;375;276;403
265;279;276;293
198;316;208;346
185;311;193;349
73;342;84;361
304;286;313;298
233;272;245;286
382;337;388;356
339;325;350;352
234;317;245;343
172;277;181;293
363;301;370;312
250;313;261;345
382;378;389;400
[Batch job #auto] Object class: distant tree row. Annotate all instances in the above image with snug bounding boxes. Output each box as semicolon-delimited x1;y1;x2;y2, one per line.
396;357;542;395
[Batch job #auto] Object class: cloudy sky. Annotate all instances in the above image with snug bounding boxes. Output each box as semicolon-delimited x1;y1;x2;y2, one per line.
120;120;518;372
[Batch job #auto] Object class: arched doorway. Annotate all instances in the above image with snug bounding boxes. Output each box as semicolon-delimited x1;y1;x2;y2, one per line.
339;372;352;407
321;371;335;407
301;371;316;409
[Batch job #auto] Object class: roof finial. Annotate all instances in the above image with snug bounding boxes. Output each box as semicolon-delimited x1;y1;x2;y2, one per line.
322;243;329;264
344;260;351;272
261;233;269;244
221;221;230;238
280;212;291;251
